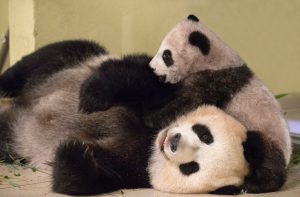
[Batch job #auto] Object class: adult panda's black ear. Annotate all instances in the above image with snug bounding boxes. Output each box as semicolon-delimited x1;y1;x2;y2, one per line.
189;31;210;55
187;14;199;22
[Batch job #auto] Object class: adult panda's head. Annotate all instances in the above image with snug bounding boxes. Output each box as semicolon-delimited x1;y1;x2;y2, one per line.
148;105;249;194
150;14;244;84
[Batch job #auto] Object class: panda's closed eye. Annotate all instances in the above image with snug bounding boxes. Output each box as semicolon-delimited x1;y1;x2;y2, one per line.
162;49;174;67
192;124;214;144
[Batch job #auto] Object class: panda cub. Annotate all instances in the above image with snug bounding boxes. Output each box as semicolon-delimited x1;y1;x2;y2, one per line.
148;14;291;193
149;105;249;194
79;15;291;193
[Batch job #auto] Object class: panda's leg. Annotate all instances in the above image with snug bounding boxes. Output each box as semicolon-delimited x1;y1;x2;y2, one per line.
242;131;287;193
79;55;177;113
52;138;123;195
0;110;19;162
0;40;107;97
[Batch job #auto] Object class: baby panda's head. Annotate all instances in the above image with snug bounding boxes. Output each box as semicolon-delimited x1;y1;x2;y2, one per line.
148;105;249;194
150;15;244;83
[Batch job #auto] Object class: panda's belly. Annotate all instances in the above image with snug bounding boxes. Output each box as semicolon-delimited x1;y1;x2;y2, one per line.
225;77;291;164
13;90;80;169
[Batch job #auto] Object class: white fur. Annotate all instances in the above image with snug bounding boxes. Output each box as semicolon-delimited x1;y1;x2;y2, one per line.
148;105;249;193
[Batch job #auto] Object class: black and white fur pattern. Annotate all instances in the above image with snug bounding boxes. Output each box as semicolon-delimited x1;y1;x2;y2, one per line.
79;15;291;193
148;15;291;193
148;105;249;194
0;41;251;195
0;40;246;195
0;41;158;194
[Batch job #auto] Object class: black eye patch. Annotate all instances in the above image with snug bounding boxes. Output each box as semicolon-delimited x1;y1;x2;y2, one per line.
192;124;214;144
162;49;174;67
179;161;200;175
189;31;210;55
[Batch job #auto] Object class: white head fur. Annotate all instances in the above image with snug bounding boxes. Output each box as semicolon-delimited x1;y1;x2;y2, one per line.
150;15;244;84
148;105;249;193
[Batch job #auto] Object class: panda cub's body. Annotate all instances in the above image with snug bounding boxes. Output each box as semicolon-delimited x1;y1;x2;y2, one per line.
80;15;291;193
0;40;247;195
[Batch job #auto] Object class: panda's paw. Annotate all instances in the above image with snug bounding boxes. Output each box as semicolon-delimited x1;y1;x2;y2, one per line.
79;76;115;113
53;138;123;195
242;131;287;193
52;139;100;195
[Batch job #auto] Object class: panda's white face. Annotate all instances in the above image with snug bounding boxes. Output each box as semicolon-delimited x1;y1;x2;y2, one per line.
148;105;249;193
149;15;243;84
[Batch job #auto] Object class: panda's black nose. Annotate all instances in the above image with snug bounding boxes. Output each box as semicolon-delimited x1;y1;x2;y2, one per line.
170;133;181;152
150;67;155;72
158;75;166;83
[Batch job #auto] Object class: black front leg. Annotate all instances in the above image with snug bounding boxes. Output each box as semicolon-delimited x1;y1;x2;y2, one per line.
79;54;177;114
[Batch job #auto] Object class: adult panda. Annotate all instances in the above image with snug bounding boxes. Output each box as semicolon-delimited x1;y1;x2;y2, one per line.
0;40;247;195
79;15;291;193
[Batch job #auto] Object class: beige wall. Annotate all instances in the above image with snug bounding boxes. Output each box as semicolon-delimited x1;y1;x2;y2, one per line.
9;0;35;66
0;0;9;71
0;0;8;37
5;0;300;94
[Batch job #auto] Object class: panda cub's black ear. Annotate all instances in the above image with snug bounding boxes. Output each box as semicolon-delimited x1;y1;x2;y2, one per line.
187;14;199;22
189;31;210;55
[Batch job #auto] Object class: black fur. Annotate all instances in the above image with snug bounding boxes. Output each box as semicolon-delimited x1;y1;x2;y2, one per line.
192;124;213;144
80;65;253;130
79;54;178;114
162;49;174;67
0;40;106;97
53;139;125;195
179;161;200;175
242;131;287;193
189;31;210;55
211;185;242;195
144;65;253;130
187;14;199;22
